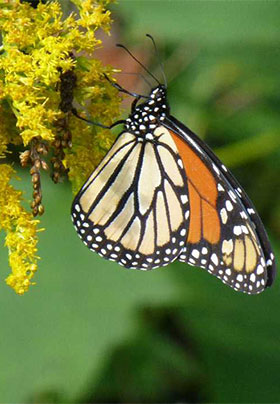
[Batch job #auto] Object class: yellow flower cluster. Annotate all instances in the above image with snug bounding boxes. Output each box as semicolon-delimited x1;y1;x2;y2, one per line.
65;59;121;193
0;165;39;295
0;0;121;294
0;0;118;145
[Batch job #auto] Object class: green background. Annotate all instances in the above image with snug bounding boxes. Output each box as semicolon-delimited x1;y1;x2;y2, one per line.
1;1;280;402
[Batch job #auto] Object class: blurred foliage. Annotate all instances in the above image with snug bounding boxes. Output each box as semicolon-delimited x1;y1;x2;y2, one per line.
0;0;279;403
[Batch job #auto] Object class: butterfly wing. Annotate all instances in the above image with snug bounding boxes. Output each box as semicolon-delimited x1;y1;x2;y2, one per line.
164;116;276;294
71;128;189;270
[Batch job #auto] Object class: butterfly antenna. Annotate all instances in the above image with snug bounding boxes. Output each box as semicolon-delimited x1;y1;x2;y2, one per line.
146;34;167;88
116;43;161;86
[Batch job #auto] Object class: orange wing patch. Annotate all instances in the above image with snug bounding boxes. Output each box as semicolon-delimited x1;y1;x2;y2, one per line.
170;131;220;244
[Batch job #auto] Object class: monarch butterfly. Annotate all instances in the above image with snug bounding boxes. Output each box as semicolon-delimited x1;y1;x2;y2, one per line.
71;36;276;294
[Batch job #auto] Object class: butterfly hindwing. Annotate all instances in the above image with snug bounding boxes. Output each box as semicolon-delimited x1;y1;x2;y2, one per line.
164;116;275;294
71;127;190;270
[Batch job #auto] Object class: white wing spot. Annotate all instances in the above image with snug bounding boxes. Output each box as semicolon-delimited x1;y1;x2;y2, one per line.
145;133;154;140
225;200;233;212
233;226;242;236
180;229;187;236
178;159;183;169
218;183;225;192
180;195;188;204
192;249;200;259
229;190;237;202
212;164;220;175
241;225;249;234
211;253;218;266
220;208;228;224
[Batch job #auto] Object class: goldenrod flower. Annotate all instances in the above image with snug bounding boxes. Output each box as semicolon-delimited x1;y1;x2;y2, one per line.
0;0;121;294
0;165;39;295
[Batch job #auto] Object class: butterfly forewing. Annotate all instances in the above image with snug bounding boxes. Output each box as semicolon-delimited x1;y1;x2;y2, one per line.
164;117;275;294
71;127;190;270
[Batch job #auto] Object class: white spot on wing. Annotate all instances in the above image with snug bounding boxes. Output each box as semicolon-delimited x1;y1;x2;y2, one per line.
220;208;228;224
212;164;220;175
192;249;200;259
233;226;242;236
180;195;188;204
225;200;233;211
211;253;218;266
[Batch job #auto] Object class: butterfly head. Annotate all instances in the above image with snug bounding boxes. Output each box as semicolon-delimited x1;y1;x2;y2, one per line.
125;85;169;136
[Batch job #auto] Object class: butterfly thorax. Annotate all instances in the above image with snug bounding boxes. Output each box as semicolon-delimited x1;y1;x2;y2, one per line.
125;86;169;137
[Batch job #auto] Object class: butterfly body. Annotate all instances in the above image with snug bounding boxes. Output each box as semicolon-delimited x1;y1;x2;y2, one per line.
72;84;276;294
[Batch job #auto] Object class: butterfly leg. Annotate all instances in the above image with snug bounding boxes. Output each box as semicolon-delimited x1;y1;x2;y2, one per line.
72;108;126;129
103;73;148;99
